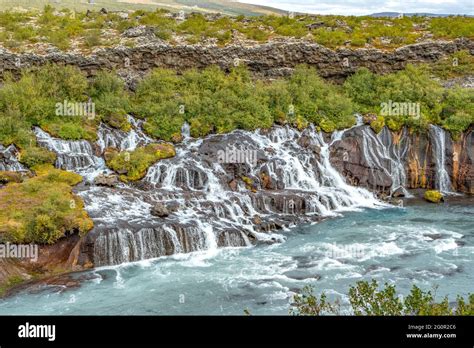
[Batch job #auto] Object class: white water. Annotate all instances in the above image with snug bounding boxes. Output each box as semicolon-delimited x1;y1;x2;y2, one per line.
97;115;153;152
359;126;411;196
0;144;26;171
430;125;453;194
36;121;466;267
34;127;106;181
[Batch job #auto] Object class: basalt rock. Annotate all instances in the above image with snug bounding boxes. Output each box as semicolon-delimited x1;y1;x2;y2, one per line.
1;39;472;82
329;125;473;195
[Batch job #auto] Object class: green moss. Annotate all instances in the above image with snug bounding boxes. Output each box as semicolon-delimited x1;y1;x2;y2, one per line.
424;190;444;203
41;120;97;141
370;115;385;134
385;116;404;132
0;165;93;244
106;143;176;182
0;275;24;297
241;176;256;192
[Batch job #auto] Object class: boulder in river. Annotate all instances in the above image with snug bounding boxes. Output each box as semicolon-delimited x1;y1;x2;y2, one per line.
94;174;119;187
424;190;444;203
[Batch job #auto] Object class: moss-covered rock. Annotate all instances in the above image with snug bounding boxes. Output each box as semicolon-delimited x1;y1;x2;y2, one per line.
106;143;176;182
0;165;93;244
424;190;444;203
19;146;56;169
370;115;385;134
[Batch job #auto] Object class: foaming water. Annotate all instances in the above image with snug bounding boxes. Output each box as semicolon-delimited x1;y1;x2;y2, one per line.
430;125;454;194
1;200;472;315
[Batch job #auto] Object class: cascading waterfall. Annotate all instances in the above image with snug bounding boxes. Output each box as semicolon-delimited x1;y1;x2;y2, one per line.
181;122;191;140
359;126;411;196
33;119;387;267
429;125;453;193
0;144;26;171
34;127;106;181
97;115;153;152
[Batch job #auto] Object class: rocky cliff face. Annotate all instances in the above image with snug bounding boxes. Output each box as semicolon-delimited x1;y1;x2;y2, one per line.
1;39;472;84
0;234;86;294
330;125;474;195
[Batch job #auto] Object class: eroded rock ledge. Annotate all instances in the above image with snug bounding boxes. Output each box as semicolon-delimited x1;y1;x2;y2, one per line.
1;38;472;84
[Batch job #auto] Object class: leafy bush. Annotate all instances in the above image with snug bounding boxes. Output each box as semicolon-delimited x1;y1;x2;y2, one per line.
290;285;340;315
19;146;56;168
0;63;472;150
291;280;473;316
440;87;474;138
89;71;131;131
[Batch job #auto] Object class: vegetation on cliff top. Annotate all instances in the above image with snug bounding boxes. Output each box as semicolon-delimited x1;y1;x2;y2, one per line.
0;165;93;244
343;64;474;138
291;279;473;315
0;7;472;53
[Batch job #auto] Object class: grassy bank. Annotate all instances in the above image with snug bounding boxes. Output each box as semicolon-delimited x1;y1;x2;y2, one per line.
0;165;93;244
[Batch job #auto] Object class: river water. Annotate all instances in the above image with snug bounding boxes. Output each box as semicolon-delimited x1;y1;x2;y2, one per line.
1;198;472;315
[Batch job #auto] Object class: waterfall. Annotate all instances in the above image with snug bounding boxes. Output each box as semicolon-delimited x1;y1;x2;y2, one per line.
181;122;191;140
429;125;453;193
98;124;382;266
359;126;411;196
33;121;386;267
0;144;26;171
34;127;106;181
97;115;153;152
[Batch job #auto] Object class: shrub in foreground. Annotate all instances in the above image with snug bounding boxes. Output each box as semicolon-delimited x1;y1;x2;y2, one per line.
291;280;473;316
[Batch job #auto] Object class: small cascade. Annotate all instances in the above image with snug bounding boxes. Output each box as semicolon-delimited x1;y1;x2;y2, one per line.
359;126;411;196
97;115;152;152
429;125;453;193
34;127;106;180
0;144;26;171
181;122;191;141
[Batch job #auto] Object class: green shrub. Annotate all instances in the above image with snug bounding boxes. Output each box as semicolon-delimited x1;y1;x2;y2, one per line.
90;71;131;131
343;68;380;113
83;29;102;48
441;87;474;138
19;146;56;168
291;279;473;316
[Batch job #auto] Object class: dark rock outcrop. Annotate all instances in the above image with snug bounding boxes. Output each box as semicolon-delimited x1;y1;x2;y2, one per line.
1;39;472;84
